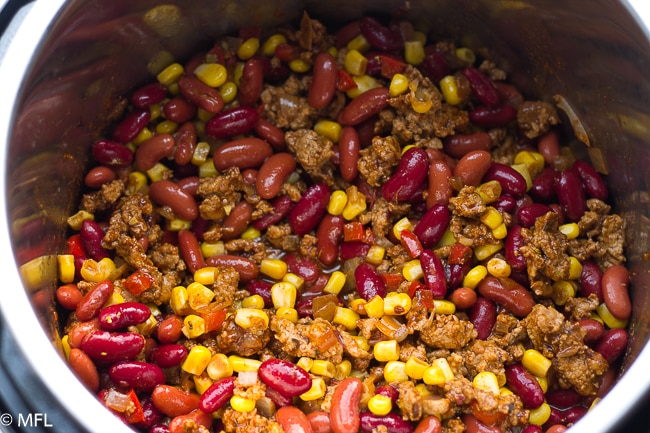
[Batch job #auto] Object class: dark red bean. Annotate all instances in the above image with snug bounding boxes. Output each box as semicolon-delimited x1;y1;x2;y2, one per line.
359;412;414;433
258;358;312;398
562;405;587;424
339;126;360;182
92;139;134;167
493;194;517;213
601;264;631;321
309;51;338;109
199;377;236;413
80;219;110;261
289;183;330;235
469;104;517;128
284;253;321;283
247;280;273;308
316;214;344;266
530;166;558;203
545;388;582;410
205;255;259;282
442;132;492;159
252;195;294;230
340;241;372;261
420;250;447;299
135;133;176;171
108;361;165;392
338;87;389;126
516;203;551;227
413;204;450;249
99;302;151;331
177;229;206;273
355;262;387;300
595;328;628;364
149;344;188;368
505;363;544;408
163;96;197;123
178;76;224;114
149;180;199;221
131;82;167;108
520;426;542;433
254;118;286;151
484;162;527;197
221;200;254;241
462;414;501;433
213;137;273;171
138;396;164;429
84;166;117;188
572;160;608;201
205;106;260;139
256;152;297;200
579;260;604;303
477;276;535;317
382;147;429;202
80;330;145;363
239;58;264;106
359;17;404;51
556;169;587;222
76;280;114;322
173;122;198;166
266;386;293;408
578;318;605;345
421;49;449;83
469;297;497;340
375;384;399;405
504;225;527;271
447;261;472;290
112;108;151;143
463;67;500;107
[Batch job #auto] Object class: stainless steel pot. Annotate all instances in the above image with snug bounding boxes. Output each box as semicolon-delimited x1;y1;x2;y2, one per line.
1;1;650;432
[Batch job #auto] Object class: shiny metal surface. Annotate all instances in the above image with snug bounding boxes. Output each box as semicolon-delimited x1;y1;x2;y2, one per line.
1;1;650;432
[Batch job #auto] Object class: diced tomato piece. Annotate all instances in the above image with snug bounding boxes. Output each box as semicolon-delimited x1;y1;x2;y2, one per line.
124;389;145;424
124;269;154;296
381;273;405;291
66;234;86;258
336;69;358;92
400;229;423;258
343;221;365;242
199;307;227;333
448;242;473;265
379;54;406;79
412;287;434;309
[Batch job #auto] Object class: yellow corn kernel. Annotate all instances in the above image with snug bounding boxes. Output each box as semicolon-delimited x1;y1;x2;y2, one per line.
126;171;148;195
512;163;533;192
323;271;347;295
167;82;179;96
183;315;206;339
551;280;576;306
237;226;259;241
261;33;287;56
368;394;393;416
260;258;288;280
193;267;218;285
241;295;265;310
351;335;370;351
194;63;228;87
271;281;297;309
182;345;211;375
500;387;514;396
473;371;500;395
314;119;342;143
422;364;446;386
389;73;409;97
167;218;192;231
193;375;214;395
61;334;71;360
383;360;408;383
296;357;313;372
199;159;218;178
328;190;348;216
187;282;215;310
201;241;225;258
415;383;433;397
463;265;488;289
281;273;303;291
196;107;214;123
346;74;381;99
405;356;429;380
342;186;367;220
230;395;256;412
392;217;414;241
597;303;629;329
383;292;412;315
228;355;261;373
455;47;476;64
234;308;269;330
238;37;260;60
146;162;170;182
135;306;159;336
57;254;75;284
348;298;366;316
437;228;456;248
528;402;551;426
67;210;94;231
480;207;503;230
402;259;424;282
492;223;508;240
433;299;456;315
536;375;548;393
276;307;299;323
434;358;454;381
156;119;178;134
335;360;352;380
233;62;245;86
344;49;368;76
439;75;462;105
477;180;503;204
131;127;153;146
559;222;580;240
514;150;545;177
364;295;385;319
568;257;583;280
218;81;237;104
486;257;512;278
474;242;504;261
374;340;400;362
347;34;371;52
157;62;184;86
207;353;234;380
300;377;327;401
404;40;425;65
80;258;116;283
149;104;162;121
191;141;211;166
103;291;125;308
365;245;386;266
310;360;336;378
410;88;433;114
289;58;311;73
332;306;360;330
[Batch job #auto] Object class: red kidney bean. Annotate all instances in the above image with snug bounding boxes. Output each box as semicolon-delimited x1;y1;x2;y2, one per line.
330;377;362;433
414;416;442;433
426;159;453;207
56;284;83;310
266;386;293;408
595;328;628;364
242;168;258;185
546;426;568;433
135;133;175;171
420;250;447;299
221;200;254;241
556;169;587;222
494;193;516;213
463;67;501;107
382;147;429;202
198;376;236;413
375;384;399;405
76;280;114;321
131;82;167;108
484;162;526;197
521;426;542;433
504;225;527;271
516;203;551;227
530;166;558;203
245;280;272;308
289;183;330;235
108;361;165;392
307;411;332;433
148;180;198;221
309;51;338;109
469;104;517;128
68;348;100;392
537;130;561;166
355;262;386;300
239;58;264;106
258;358;312;398
340;241;372;261
477;276;535;317
84;166;117;188
150;424;171;433
601;264;631;320
254;118;286;151
562;405;587;424
413;203;450;249
138;396;163;429
168;409;212;433
579;260;603;303
359;412;414;433
449;287;477;310
276;406;313;433
316;214;344;266
505;363;544;408
421;49;450;83
152;384;200;418
80;330;145;363
213;137;273;171
454;150;492;187
112;108;151;143
545;389;581;410
178;176;200;197
178;75;224;114
339;126;360;182
99;302;151;331
157;315;184;344
338;87;389;126
178;229;205;273
150;344;188;368
205;106;260;139
578;318;605;344
442;132;492;159
359;17;404;51
494;82;524;108
335;20;361;47
92;139;134;167
284;253;320;283
205;255;259;282
173;121;197;166
256;152;297;199
462;414;501;433
68;319;100;349
469;297;497;340
163;96;197;123
252;195;294;230
80;219;110;261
